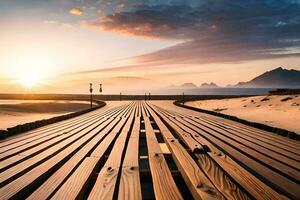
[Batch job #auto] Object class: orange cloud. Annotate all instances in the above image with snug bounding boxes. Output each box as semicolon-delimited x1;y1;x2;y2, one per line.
69;7;83;15
87;15;174;40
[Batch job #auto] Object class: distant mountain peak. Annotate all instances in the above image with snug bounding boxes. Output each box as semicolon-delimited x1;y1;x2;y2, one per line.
180;82;197;88
200;82;219;88
235;67;300;88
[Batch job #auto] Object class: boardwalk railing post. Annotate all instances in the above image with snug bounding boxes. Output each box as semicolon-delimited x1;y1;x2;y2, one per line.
182;92;185;105
90;83;93;108
99;84;102;99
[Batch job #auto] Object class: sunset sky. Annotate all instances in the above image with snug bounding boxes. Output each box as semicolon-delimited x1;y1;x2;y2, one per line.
1;0;300;94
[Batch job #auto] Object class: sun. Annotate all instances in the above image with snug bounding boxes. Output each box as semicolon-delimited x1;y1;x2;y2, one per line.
17;67;44;88
19;73;41;87
10;52;52;88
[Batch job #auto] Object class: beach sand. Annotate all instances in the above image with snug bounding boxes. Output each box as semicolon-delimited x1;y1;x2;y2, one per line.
187;95;300;134
0;100;92;130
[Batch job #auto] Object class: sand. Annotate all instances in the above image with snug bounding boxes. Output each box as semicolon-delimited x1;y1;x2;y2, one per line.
0;100;92;130
187;95;300;134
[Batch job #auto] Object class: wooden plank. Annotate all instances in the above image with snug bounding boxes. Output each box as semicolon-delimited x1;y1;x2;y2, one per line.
0;104;130;199
49;105;132;200
88;105;136;200
56;117;129;200
174;116;299;199
155;106;290;200
200;116;300;154
196;117;300;162
91;118;127;158
151;108;253;200
0;124;108;199
118;116;142;200
27;116;118;199
1;100;297;200
28;103;131;199
117;165;141;200
0;107;101;147
162;107;300;170
50;157;98;200
0;104;124;154
159;143;171;154
147;104;231;200
88;165;119;200
142;111;162;154
0;116;111;170
0;102;119;148
181;117;300;181
0;114;114;184
203;116;300;149
148;153;183;200
152;101;298;150
156;113;204;153
141;104;183;200
0;114;97;154
157;106;300;159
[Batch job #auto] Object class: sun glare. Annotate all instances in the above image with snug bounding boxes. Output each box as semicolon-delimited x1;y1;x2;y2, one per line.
19;72;41;87
16;66;45;88
9;52;52;88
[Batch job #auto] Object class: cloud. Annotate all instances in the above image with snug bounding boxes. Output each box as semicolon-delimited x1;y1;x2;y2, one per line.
69;7;83;15
61;23;73;29
86;0;300;64
43;20;57;24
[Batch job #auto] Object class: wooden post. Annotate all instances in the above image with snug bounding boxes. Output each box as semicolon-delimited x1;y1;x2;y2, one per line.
182;92;185;105
99;84;102;93
90;83;93;108
99;84;102;101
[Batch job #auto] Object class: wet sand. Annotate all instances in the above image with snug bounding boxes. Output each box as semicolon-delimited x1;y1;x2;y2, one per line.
0;100;91;130
187;95;300;134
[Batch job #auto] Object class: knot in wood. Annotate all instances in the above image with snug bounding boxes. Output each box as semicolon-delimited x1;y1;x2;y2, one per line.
107;167;113;171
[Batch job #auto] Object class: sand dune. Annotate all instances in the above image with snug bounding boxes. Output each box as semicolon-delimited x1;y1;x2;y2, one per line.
0;100;92;130
187;95;300;134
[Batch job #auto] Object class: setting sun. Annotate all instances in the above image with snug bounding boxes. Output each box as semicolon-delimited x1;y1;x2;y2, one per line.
7;51;53;88
16;63;46;88
19;72;41;87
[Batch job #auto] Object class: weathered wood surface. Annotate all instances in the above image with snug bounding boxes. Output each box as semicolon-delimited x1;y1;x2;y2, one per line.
0;101;299;200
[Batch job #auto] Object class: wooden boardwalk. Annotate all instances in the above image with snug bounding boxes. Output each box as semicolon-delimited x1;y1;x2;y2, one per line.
0;101;299;200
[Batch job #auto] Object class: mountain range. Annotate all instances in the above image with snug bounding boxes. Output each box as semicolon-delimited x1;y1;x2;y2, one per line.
235;67;300;88
176;67;300;89
169;82;220;89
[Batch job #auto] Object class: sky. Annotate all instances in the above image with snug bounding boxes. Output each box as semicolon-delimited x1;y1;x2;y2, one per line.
0;0;300;94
